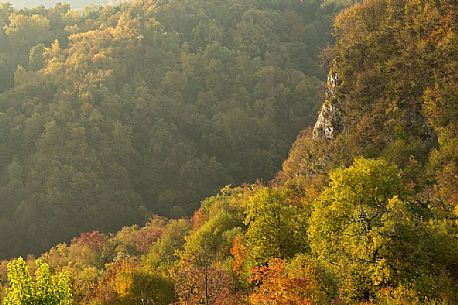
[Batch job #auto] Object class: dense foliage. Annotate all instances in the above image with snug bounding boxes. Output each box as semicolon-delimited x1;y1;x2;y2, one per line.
9;1;108;9
0;0;344;257
0;0;457;304
2;258;72;305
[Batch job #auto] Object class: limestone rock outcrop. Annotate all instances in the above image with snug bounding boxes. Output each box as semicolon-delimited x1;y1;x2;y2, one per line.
312;70;341;139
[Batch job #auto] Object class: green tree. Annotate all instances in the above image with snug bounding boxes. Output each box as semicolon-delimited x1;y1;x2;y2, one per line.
5;14;51;50
308;158;458;303
244;187;309;268
2;258;72;305
28;44;46;71
308;158;403;301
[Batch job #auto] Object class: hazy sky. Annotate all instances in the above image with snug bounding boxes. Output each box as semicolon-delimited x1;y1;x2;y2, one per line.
5;0;111;9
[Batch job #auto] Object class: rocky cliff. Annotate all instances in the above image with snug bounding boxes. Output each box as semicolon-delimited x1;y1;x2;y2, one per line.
312;70;342;140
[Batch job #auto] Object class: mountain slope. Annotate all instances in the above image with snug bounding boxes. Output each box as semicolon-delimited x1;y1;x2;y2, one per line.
0;1;457;305
280;0;458;197
0;0;347;257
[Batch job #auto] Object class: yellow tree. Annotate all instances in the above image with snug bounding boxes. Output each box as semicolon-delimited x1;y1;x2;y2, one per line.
2;258;72;305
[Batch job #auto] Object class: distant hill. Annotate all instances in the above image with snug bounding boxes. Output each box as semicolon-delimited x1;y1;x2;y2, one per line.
5;0;112;9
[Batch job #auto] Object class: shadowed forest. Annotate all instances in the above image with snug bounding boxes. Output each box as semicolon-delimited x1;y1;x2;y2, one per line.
0;0;457;304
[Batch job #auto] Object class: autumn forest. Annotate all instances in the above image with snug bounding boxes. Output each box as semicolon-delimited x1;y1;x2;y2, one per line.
0;0;457;304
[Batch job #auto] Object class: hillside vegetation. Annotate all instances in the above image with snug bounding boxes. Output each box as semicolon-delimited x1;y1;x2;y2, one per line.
0;0;457;304
7;0;109;9
0;0;346;257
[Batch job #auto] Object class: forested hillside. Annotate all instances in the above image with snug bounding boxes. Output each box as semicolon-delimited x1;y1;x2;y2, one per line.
0;0;457;305
0;0;347;257
7;0;109;9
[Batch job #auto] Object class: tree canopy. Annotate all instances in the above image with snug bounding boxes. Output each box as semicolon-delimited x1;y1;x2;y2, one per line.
0;0;457;304
0;0;344;257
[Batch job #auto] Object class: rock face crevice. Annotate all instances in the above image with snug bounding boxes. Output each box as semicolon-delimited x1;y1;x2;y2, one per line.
312;70;342;140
